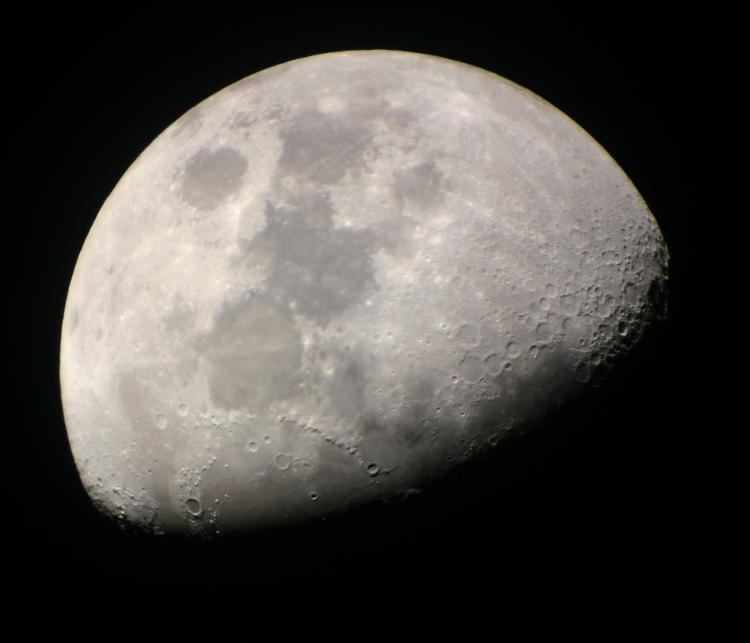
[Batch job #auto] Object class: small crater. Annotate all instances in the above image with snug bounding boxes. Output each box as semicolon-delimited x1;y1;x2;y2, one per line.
459;354;484;383
483;352;504;374
177;403;188;417
247;440;258;453
274;453;291;470
506;341;521;359
155;414;167;430
185;498;202;516
309;492;319;501
535;322;553;342
559;294;578;314
367;463;380;476
455;324;480;348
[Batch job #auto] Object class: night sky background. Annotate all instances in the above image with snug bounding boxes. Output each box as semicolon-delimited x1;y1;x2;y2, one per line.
11;7;743;607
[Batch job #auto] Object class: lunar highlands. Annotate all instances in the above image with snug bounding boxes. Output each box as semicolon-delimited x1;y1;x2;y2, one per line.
60;50;668;536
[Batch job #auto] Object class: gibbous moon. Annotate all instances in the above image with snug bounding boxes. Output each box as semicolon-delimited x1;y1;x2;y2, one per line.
60;50;668;536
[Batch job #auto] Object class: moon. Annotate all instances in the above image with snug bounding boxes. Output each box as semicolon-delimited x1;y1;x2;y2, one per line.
60;50;668;536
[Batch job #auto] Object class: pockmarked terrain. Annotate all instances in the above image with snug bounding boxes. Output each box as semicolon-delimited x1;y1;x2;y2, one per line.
60;50;668;536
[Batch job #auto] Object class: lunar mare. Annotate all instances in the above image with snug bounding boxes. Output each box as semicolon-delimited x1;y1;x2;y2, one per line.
60;50;668;536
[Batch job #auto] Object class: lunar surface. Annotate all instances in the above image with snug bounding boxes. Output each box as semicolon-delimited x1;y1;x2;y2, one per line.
60;50;668;536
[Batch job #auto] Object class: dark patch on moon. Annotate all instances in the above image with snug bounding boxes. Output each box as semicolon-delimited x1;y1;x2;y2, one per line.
242;196;380;325
277;107;375;184
228;111;254;129
229;107;285;131
396;378;437;447
194;297;302;411
181;146;248;210
275;97;415;185
392;161;445;210
327;355;371;419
